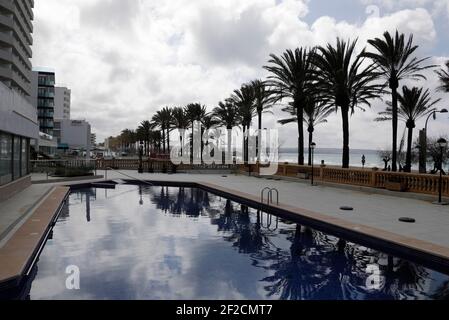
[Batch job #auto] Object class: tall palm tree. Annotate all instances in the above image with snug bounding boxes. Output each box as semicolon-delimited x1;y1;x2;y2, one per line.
279;99;333;165
376;86;440;172
172;107;189;157
364;30;435;172
137;120;152;155
264;48;316;165
251;79;275;162
232;84;256;164
161;107;173;153
185;103;208;162
436;60;449;93
313;38;382;168
151;107;172;154
201;114;219;162
212;100;240;164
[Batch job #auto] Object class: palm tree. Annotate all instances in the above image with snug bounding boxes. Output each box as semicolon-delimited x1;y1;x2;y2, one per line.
212;100;240;164
364;30;435;172
151;107;172;154
313;38;382;168
161;107;173;153
436;60;449;93
279;98;333;165
251;80;275;162
185;103;208;162
172;107;189;157
376;86;440;172
264;48;316;165
137;120;152;155
232;84;256;164
201;114;219;161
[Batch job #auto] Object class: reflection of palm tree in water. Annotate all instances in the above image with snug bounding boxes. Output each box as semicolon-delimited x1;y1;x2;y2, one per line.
147;187;214;217
145;187;435;300
260;225;339;300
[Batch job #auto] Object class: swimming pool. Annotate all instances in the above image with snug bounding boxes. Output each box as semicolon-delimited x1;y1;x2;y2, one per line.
9;184;449;300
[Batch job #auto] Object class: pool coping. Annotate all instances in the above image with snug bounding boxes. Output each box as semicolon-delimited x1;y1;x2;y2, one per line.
0;186;70;290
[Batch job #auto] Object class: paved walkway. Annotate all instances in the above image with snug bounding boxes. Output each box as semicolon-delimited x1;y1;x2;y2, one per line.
0;185;53;246
38;171;449;250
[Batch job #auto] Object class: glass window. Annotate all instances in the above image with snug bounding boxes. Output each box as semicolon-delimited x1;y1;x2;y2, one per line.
0;132;12;185
21;138;28;176
13;136;21;180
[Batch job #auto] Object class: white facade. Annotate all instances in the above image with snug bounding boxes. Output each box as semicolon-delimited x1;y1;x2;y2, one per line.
54;86;71;120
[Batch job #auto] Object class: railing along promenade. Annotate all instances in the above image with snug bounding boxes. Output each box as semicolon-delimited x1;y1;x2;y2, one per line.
31;159;448;196
239;163;449;197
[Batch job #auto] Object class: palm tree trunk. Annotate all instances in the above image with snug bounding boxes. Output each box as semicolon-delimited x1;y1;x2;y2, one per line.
162;128;166;154
180;135;183;157
342;108;350;168
257;111;262;163
391;86;399;172
405;126;414;173
296;102;305;166
243;126;247;165
308;127;314;166
227;127;232;164
191;125;194;163
167;129;170;154
247;125;251;163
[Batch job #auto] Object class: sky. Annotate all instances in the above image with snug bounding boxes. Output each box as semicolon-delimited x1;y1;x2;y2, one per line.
32;0;449;150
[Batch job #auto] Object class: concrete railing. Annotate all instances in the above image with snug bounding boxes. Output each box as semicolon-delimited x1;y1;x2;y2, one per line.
95;158;237;173
240;163;449;196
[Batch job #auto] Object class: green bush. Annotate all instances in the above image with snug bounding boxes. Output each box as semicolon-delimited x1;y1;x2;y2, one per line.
52;166;94;177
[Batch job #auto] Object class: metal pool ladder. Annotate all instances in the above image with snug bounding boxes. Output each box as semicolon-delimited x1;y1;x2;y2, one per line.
260;187;280;231
261;187;279;205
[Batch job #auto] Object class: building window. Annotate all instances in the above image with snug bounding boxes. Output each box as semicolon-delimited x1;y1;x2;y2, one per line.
13;135;21;180
0;132;12;185
21;137;29;176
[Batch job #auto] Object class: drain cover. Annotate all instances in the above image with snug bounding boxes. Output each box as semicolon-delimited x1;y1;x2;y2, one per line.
340;206;354;211
399;217;416;223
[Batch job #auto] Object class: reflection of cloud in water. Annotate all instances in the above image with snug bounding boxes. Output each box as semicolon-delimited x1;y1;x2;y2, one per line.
18;185;449;300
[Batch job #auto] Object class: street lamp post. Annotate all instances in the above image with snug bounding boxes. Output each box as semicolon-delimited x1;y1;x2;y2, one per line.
310;142;316;186
138;141;144;174
434;138;448;205
420;109;448;173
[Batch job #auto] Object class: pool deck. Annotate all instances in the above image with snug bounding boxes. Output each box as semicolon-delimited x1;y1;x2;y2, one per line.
1;171;449;289
0;186;69;289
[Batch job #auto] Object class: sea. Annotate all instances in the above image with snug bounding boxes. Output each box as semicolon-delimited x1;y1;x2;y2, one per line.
278;148;384;168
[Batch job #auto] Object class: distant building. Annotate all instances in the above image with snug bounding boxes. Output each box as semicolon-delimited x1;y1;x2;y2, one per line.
31;70;55;136
30;70;57;156
54;119;91;157
0;0;37;201
90;133;96;147
54;86;71;120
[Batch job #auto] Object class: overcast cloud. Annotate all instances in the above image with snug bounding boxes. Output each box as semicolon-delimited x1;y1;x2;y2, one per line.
32;0;449;149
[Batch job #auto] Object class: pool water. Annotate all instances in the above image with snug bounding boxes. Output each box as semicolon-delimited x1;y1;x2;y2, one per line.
18;185;449;299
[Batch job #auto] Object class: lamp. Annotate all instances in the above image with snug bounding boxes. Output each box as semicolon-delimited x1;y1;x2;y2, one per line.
435;138;448;205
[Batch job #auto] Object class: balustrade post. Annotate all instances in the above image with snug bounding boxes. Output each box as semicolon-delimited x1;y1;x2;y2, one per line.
371;168;378;187
320;165;325;181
